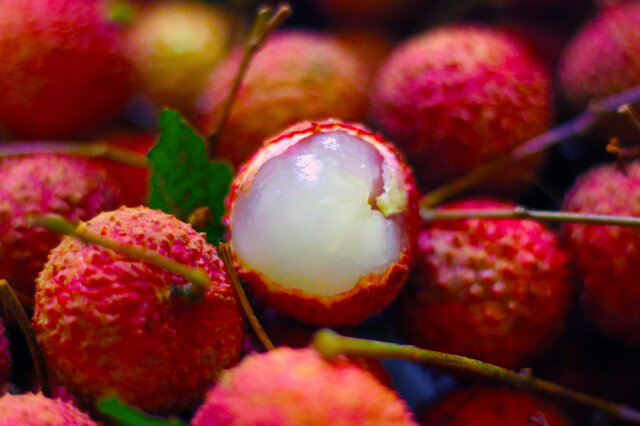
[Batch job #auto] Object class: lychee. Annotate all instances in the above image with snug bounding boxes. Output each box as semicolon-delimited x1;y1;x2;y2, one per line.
0;154;120;296
562;161;640;345
226;120;419;326
421;386;572;425
400;199;572;368
191;346;417;425
371;25;552;189
124;0;231;115
195;31;369;168
0;0;133;138
559;1;640;108
0;393;96;426
34;206;244;414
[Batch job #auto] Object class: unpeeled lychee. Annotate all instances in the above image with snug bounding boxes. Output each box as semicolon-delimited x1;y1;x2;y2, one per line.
0;393;96;426
195;31;369;168
34;206;244;413
562;161;640;345
0;0;133;138
400;199;572;368
226;120;419;326
0;154;120;296
191;347;417;425
371;25;551;189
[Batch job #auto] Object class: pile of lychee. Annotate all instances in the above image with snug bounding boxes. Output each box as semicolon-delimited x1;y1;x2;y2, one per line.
1;0;640;424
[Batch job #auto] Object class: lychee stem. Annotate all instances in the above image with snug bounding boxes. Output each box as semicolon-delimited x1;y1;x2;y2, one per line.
206;3;292;157
0;140;149;168
312;329;640;424
421;205;640;227
0;280;52;398
218;243;274;351
30;214;212;302
421;84;640;208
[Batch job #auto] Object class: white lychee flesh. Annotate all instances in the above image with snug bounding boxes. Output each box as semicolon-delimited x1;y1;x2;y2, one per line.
231;131;402;297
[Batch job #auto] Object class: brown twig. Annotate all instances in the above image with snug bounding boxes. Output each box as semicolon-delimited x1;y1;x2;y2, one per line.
218;243;274;351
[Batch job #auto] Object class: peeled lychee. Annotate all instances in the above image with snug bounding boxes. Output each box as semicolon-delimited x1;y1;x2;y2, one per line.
559;2;640;108
400;199;572;368
196;31;369;168
371;25;552;189
0;154;120;296
191;347;417;425
421;386;572;425
124;0;231;115
34;206;244;413
0;0;133;138
226;120;419;326
562;161;640;345
0;393;96;426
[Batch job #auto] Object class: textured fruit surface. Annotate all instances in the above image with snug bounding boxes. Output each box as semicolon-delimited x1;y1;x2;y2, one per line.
0;154;119;296
559;2;640;108
0;393;96;426
196;31;369;168
372;25;551;189
421;386;571;425
226;120;419;326
124;0;231;114
191;347;417;426
0;0;133;138
401;199;572;368
563;161;640;344
34;206;244;413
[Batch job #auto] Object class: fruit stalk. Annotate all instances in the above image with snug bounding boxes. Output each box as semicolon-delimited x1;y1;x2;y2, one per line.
206;3;291;156
312;329;640;424
0;280;52;397
421;83;640;207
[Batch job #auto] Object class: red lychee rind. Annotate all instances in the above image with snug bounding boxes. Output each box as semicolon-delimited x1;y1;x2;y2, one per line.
563;161;640;344
372;25;551;189
226;120;420;326
0;154;119;296
191;347;417;425
0;393;96;426
34;206;244;413
195;31;369;168
401;199;572;368
0;0;133;138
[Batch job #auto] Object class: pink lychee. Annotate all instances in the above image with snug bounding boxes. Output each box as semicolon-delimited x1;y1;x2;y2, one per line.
0;393;96;426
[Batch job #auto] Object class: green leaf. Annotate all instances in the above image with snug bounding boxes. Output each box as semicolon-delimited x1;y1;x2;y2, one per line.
97;397;185;426
148;109;233;244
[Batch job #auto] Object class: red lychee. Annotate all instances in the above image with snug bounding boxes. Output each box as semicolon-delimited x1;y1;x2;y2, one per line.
0;154;120;296
400;199;572;368
195;31;369;168
191;347;417;425
0;393;96;426
421;386;572;425
0;0;133;139
371;25;551;190
34;206;244;414
562;161;640;345
226;120;419;326
559;1;640;108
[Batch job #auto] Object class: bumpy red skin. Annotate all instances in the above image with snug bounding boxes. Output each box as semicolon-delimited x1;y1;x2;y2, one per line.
0;0;133;139
559;2;640;108
34;207;244;414
372;25;551;189
0;393;96;426
195;31;369;168
0;320;9;388
225;120;420;327
563;162;640;345
421;386;572;425
0;154;119;296
401;199;572;368
191;347;417;426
